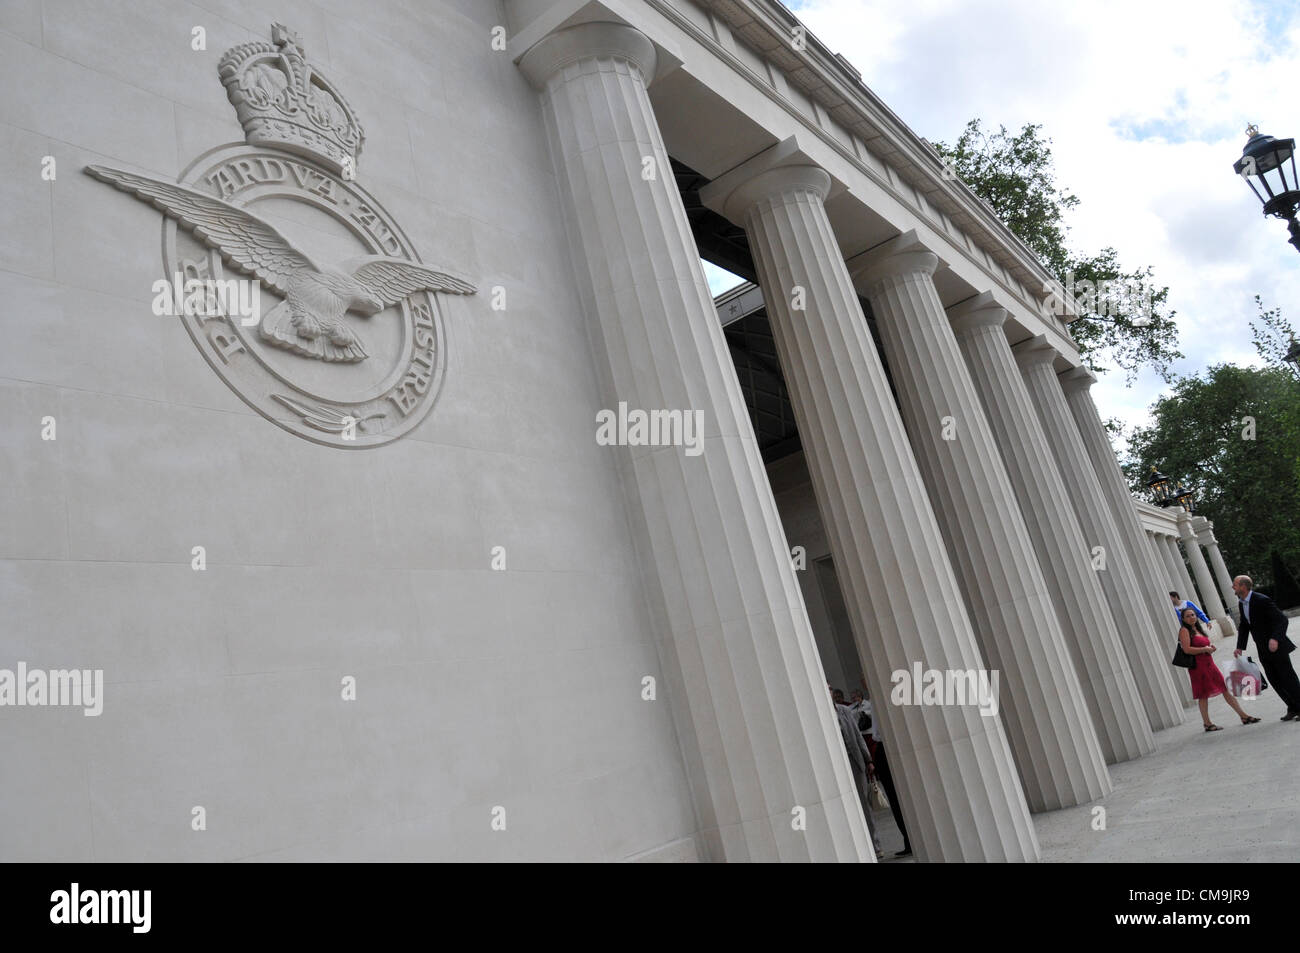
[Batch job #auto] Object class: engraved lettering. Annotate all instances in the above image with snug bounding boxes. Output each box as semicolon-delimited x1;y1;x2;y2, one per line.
309;176;336;201
206;325;245;363
230;158;259;188
351;204;378;229
286;162;321;192
255;157;287;182
205;167;240;199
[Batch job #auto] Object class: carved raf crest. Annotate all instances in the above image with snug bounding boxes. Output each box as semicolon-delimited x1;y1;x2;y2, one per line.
85;23;475;448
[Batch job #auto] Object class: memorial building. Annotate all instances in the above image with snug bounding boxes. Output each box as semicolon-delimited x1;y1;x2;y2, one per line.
0;0;1240;861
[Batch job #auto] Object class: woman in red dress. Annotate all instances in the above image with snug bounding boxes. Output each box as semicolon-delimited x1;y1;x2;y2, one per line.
1179;607;1260;731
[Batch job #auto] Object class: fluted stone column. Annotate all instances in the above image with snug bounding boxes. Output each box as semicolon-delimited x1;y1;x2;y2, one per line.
1151;530;1199;706
1138;527;1195;706
1060;369;1187;675
520;23;870;863
1195;518;1239;626
1179;511;1235;638
702;157;1038;860
1064;381;1194;708
1015;338;1183;730
1151;531;1180;593
947;294;1152;764
1163;533;1202;611
1151;522;1202;706
1159;527;1190;595
837;237;1111;811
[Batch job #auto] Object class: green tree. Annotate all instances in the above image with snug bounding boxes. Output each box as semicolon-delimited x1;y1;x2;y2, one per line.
933;120;1181;381
1125;363;1300;587
1269;550;1300;609
1250;294;1300;476
1250;294;1296;365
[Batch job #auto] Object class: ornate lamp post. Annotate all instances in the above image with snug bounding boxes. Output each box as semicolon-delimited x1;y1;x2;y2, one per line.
1233;124;1300;253
1145;467;1173;506
1148;467;1195;513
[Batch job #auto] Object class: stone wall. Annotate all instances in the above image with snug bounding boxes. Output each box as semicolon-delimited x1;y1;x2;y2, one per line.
0;0;697;861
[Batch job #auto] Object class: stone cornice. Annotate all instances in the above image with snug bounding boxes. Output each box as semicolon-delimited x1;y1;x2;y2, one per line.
1134;498;1181;537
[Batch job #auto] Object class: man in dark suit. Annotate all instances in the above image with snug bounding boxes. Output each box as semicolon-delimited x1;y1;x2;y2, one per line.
1233;575;1300;720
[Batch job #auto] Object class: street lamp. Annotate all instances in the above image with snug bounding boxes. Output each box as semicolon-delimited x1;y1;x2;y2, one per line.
1172;482;1195;514
1234;124;1300;253
1285;337;1300;378
1146;467;1173;505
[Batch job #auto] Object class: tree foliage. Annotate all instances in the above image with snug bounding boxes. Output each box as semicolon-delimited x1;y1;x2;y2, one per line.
1124;362;1300;589
932;120;1181;381
1251;294;1299;369
1270;550;1300;609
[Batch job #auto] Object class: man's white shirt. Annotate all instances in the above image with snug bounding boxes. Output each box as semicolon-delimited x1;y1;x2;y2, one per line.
849;699;880;741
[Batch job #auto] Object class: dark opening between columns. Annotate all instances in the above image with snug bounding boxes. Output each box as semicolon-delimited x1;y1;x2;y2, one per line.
672;157;900;464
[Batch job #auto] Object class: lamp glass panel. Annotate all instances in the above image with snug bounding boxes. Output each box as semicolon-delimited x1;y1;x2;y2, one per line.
1262;160;1288;199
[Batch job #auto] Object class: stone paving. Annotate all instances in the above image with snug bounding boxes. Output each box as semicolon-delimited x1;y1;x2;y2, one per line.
872;617;1300;862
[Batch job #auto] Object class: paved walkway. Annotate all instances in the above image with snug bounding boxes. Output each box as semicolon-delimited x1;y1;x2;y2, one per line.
1035;616;1300;862
873;617;1300;862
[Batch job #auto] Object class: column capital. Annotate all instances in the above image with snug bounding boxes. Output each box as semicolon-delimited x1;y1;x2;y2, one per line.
720;165;831;220
518;20;657;90
1175;508;1196;535
846;230;941;292
1191;516;1218;544
699;136;833;221
947;290;1009;338
1011;333;1060;371
1059;365;1098;394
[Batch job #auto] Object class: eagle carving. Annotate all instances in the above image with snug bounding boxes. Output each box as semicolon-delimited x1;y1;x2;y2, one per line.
85;165;475;363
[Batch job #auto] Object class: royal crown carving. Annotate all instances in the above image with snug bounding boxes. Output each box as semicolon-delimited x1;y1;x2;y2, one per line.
218;22;364;175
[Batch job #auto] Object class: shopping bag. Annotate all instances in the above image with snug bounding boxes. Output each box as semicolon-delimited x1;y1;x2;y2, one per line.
1249;657;1269;692
1225;655;1266;698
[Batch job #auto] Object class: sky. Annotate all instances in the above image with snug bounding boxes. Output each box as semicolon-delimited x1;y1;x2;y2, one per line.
705;0;1300;455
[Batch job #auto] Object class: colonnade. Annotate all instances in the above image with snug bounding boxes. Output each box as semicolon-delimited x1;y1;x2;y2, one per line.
1144;510;1240;637
519;19;1207;862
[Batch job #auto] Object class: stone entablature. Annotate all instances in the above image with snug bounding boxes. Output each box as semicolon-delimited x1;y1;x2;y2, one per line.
1136;498;1182;537
676;0;1069;322
507;0;1082;365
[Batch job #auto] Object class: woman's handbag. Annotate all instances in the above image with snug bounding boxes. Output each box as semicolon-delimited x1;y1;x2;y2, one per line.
1171;640;1195;669
868;778;890;812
